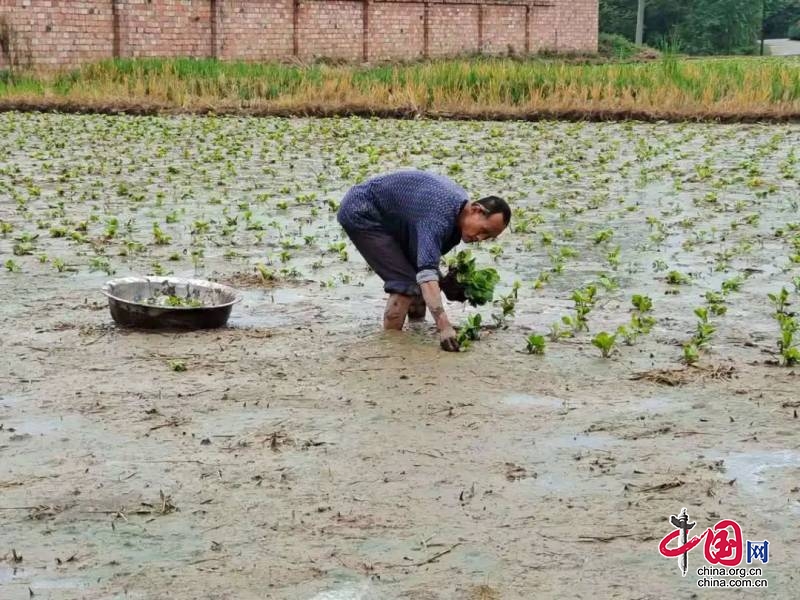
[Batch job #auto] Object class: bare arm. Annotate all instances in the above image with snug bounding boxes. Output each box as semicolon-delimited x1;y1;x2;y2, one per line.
420;280;450;329
420;280;459;351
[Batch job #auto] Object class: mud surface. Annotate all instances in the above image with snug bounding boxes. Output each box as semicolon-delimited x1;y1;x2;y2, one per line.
1;114;799;599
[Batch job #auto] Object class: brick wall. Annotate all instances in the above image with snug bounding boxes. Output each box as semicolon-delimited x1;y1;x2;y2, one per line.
556;0;597;52
0;0;112;69
367;2;424;62
217;0;293;61
0;0;598;69
428;4;478;58
529;3;556;52
297;0;363;61
117;0;213;59
482;4;526;56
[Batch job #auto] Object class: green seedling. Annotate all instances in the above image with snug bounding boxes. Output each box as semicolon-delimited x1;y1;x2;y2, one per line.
666;270;690;285
595;274;619;292
593;229;614;244
456;313;483;349
591;331;617;358
105;218;119;239
533;271;550;290
13;241;35;256
692;307;715;348
489;244;504;260
722;275;746;294
5;259;21;273
89;256;115;275
704;291;727;316
606;245;621;269
525;333;546;355
0;220;13;235
652;259;668;272
445;250;500;307
191;248;204;270
632;294;653;313
328;241;348;261
492;281;520;328
153;223;171;245
616;324;638;346
567;284;597;333
169;360;187;372
191;219;211;235
548;321;573;341
683;342;700;365
777;314;800;366
549;252;565;274
52;257;66;272
255;263;276;282
768;288;790;316
164;295;202;308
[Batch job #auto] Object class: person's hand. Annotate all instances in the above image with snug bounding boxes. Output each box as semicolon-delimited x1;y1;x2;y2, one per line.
439;325;460;352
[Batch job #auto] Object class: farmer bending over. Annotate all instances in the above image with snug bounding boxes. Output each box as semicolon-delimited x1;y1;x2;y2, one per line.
337;170;510;352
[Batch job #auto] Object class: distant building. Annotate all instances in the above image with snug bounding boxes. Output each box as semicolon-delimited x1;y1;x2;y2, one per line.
0;0;598;69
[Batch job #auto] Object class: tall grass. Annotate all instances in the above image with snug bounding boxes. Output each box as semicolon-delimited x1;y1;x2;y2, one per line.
1;56;799;120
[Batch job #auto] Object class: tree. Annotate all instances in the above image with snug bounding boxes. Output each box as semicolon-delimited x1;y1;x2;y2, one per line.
764;0;800;37
599;0;800;54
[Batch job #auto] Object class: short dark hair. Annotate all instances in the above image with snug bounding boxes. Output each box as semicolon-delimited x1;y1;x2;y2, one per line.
476;196;511;226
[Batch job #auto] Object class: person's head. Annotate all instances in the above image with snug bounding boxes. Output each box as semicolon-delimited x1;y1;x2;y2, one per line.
459;196;511;243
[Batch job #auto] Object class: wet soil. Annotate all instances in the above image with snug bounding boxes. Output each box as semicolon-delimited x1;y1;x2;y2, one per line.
1;114;799;599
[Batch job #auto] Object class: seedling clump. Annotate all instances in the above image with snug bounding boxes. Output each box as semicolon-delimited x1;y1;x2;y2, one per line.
592;331;617;358
525;333;546;355
617;294;656;345
444;250;500;307
492;281;521;328
563;284;598;333
170;360;187;372
456;313;483;350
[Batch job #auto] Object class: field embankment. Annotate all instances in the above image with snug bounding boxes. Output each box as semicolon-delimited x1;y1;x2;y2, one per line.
1;56;800;122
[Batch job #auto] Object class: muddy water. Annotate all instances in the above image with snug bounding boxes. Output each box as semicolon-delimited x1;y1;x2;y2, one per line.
1;114;800;598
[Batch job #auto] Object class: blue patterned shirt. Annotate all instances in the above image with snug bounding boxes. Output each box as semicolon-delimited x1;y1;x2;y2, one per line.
338;170;468;284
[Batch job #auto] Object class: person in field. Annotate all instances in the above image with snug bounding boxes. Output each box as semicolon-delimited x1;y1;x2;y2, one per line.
337;170;510;352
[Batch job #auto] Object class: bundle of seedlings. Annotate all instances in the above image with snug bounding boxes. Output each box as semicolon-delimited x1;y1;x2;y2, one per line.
440;250;501;307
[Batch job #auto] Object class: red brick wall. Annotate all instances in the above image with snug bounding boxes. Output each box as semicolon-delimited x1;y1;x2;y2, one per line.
482;4;526;55
556;0;597;52
0;0;598;69
297;0;363;61
368;2;424;61
429;3;479;58
217;0;293;61
529;4;555;51
117;0;212;59
0;0;112;69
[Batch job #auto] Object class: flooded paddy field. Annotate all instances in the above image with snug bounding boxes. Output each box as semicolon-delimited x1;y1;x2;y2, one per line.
1;113;799;599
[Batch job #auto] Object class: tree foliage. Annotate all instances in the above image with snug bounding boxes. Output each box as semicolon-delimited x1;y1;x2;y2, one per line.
600;0;800;55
